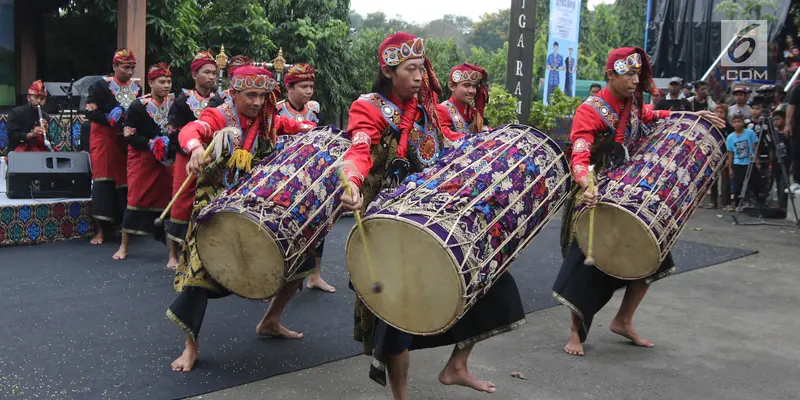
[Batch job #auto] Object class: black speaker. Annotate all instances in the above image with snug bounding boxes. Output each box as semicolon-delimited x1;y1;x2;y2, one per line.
5;152;92;199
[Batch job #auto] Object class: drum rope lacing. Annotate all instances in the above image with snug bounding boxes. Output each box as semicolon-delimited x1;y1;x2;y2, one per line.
205;129;350;274
370;125;572;305
588;113;726;255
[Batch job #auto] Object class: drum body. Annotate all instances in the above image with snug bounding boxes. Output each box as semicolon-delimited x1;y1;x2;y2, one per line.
574;113;726;279
195;127;350;299
347;124;571;335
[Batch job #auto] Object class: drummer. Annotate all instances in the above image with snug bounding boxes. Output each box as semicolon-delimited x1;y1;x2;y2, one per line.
435;63;489;135
277;63;335;293
554;47;726;357
208;55;254;108
339;32;526;399
167;65;317;373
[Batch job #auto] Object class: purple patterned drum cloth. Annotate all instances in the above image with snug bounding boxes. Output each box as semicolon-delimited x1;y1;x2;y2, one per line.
194;127;350;299
347;124;571;335
574;112;726;279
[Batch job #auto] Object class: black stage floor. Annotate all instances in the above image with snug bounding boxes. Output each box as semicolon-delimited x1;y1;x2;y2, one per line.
0;219;756;400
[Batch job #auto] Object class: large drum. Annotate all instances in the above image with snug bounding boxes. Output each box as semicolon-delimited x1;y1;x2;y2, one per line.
194;127;350;299
347;124;571;335
573;112;726;279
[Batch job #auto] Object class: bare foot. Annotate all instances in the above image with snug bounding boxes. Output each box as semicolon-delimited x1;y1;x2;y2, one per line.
609;319;654;348
166;257;178;270
439;366;496;393
112;246;127;260
564;330;585;356
306;276;336;293
256;321;304;339
90;233;104;245
171;340;198;372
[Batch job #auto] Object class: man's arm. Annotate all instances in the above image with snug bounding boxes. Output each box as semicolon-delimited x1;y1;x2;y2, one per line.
342;99;386;188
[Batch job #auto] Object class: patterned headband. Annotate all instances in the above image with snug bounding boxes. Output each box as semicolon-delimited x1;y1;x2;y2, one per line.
451;70;484;84
613;53;642;75
382;37;425;67
230;74;277;92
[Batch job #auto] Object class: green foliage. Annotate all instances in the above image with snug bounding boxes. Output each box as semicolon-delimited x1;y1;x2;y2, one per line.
347;28;391;95
714;0;780;26
199;0;275;61
262;0;353;117
528;87;582;132
425;38;466;99
471;9;510;51
484;84;518;125
146;0;201;72
467;44;508;86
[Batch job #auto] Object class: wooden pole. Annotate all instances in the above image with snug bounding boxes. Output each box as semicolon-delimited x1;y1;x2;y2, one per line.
117;0;147;84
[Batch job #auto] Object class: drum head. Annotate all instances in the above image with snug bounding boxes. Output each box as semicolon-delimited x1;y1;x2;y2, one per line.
574;204;661;280
347;217;464;335
196;213;285;299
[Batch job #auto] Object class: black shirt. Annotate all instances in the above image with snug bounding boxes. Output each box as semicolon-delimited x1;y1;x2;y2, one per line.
790;86;800;133
7;105;50;149
655;97;691;111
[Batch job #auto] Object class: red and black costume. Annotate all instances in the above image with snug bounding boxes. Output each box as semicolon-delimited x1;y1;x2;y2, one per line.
553;47;674;343
343;32;525;387
278;63;324;125
435;63;489;135
85;49;141;225
120;63;176;237
208;55;253;109
7;80;51;152
167;66;317;341
166;51;216;244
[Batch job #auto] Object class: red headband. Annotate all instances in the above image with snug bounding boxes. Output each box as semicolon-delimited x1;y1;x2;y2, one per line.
379;31;425;67
190;50;216;74
113;49;137;66
147;62;172;81
27;80;47;97
228;55;254;78
284;63;316;85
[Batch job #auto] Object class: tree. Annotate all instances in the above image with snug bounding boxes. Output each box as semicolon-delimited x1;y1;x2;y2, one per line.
348;28;391;95
262;0;353;118
422;15;474;52
424;37;466;99
714;0;780;26
467;43;508;86
472;9;510;51
616;0;646;48
349;10;364;30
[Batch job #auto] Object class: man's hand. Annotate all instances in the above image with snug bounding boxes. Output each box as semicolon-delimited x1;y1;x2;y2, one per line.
578;175;599;209
32;126;45;136
695;110;726;129
341;181;363;211
186;146;210;175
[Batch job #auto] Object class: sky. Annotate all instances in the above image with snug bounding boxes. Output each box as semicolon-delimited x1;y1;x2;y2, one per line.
350;0;615;25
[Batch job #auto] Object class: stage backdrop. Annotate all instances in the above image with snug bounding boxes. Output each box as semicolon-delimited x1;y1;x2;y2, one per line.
647;0;793;82
543;0;582;105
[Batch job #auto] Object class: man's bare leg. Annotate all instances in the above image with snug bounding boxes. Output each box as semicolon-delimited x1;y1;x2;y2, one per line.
387;350;410;400
167;240;179;270
112;232;130;260
91;220;105;244
256;279;304;339
439;344;496;393
171;336;199;372
609;279;654;347
306;257;335;292
564;311;585;356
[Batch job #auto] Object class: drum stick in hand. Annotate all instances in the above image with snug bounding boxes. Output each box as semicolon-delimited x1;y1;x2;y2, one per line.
154;141;216;229
584;166;596;266
337;169;382;294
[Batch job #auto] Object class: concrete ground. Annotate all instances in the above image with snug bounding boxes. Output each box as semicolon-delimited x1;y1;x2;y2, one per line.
191;209;800;400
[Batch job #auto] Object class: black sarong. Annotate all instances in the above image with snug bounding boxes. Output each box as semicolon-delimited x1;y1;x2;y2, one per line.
358;272;526;386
